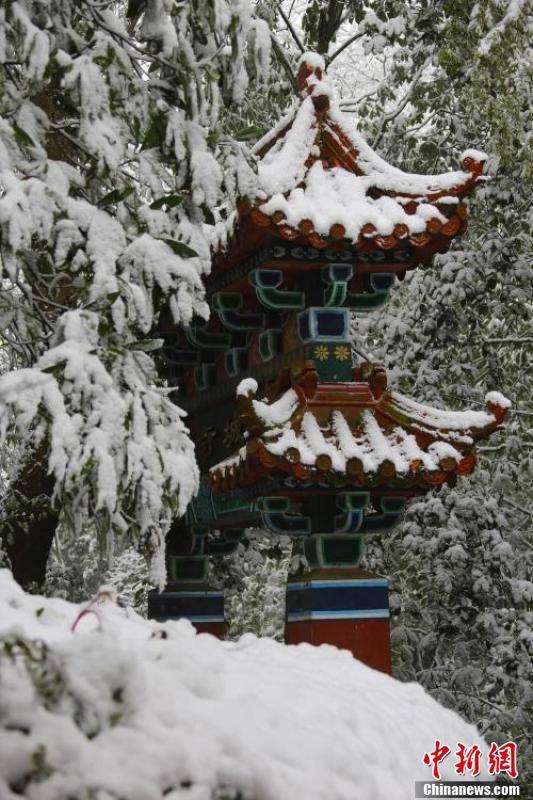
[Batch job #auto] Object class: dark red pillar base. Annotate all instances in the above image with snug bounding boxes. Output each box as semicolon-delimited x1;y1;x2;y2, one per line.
285;569;392;674
192;621;226;638
286;618;391;674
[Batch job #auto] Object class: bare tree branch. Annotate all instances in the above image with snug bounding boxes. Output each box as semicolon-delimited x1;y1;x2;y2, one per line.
326;30;365;67
270;33;296;89
372;58;431;149
278;4;305;53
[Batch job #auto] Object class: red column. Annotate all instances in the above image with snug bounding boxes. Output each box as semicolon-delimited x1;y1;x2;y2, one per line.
285;567;392;674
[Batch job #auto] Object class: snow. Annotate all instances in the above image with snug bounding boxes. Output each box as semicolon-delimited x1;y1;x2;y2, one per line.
298;51;326;71
252;60;484;243
141;0;179;58
332;409;380;471
10;2;50;81
236;377;258;397
392;392;505;431
263;425;315;464
212;379;508;481
328;105;472;194
477;0;527;55
0;570;492;799
212;403;467;479
214;383;500;478
0;311;198;561
252;18;272;76
252;388;299;425
259;159;444;241
252;104;298;157
301;410;346;470
0;0;272;568
460;148;488;163
484;390;512;409
208;446;247;474
257;96;318;197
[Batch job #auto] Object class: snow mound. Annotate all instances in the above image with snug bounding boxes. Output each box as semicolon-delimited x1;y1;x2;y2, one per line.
0;570;490;799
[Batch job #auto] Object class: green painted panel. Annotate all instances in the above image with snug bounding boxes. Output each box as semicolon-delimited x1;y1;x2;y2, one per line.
169;555;208;582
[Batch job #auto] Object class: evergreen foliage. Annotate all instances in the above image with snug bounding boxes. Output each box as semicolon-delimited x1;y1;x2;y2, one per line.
0;0;270;585
220;530;291;642
339;0;532;780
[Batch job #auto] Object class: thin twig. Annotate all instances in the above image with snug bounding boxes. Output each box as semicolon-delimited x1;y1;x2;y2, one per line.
372;57;430;149
270;33;296;89
326;30;365;67
339;80;386;108
278;4;305;53
502;497;533;517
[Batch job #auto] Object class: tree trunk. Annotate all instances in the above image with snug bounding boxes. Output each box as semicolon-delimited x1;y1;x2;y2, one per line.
316;0;344;55
1;89;78;589
2;444;59;589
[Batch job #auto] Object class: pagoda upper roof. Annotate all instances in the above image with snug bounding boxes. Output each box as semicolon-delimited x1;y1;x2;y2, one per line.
214;53;487;263
209;369;509;493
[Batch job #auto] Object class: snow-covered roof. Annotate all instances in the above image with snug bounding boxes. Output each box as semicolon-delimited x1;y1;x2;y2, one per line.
0;570;491;799
230;53;486;257
210;372;508;491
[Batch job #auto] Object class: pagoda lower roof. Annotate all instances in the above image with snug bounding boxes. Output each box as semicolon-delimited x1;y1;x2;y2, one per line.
209;376;509;493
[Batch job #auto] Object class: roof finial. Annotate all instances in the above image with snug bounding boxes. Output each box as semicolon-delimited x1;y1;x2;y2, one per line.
460;149;488;177
296;52;330;111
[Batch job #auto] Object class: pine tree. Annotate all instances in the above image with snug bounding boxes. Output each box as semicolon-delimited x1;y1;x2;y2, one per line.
0;0;271;588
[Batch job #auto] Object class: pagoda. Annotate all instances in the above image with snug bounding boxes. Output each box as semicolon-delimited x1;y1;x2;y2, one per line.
149;53;509;673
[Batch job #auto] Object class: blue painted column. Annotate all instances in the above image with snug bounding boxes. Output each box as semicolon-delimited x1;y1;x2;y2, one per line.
148;555;225;637
286;560;391;673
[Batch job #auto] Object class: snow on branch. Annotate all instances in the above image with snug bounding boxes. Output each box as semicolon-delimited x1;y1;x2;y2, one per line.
0;0;273;572
0;311;198;579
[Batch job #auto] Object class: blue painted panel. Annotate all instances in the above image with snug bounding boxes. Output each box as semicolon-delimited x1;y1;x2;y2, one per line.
148;590;224;621
286;582;389;615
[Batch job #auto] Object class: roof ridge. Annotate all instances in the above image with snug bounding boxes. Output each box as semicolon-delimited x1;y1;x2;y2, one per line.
255;52;487;192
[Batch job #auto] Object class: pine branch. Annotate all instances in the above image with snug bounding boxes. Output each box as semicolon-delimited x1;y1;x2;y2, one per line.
484;337;533;344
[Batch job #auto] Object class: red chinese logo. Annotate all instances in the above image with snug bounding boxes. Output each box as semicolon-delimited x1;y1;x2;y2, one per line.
423;740;451;780
455;743;482;777
488;741;518;780
423;740;518;779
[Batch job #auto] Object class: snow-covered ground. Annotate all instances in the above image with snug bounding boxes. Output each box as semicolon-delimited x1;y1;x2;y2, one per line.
0;570;490;799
